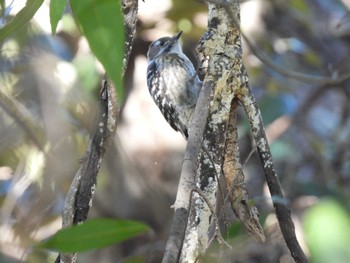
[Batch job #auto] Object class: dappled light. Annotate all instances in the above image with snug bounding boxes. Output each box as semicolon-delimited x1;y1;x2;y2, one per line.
1;0;350;262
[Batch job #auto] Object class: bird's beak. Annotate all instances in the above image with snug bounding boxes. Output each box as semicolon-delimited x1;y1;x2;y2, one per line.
173;31;183;40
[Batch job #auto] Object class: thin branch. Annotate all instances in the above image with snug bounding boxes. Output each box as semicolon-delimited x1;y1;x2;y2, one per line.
239;86;308;263
56;1;138;261
73;77;118;223
57;76;119;263
161;80;212;263
121;0;139;73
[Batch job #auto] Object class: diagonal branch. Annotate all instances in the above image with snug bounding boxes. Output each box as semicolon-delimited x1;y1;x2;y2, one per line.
58;77;119;263
57;1;138;262
239;87;308;263
161;80;212;263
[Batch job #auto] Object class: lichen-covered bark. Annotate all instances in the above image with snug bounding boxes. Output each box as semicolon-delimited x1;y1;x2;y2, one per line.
57;77;118;263
180;1;244;261
57;2;137;262
164;0;307;262
161;80;213;263
239;87;308;263
74;78;118;224
121;0;138;72
174;0;307;262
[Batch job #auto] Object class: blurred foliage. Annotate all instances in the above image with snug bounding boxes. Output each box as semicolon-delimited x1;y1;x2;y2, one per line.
168;0;206;37
1;0;350;262
304;198;350;263
0;0;44;41
168;0;206;21
0;0;126;261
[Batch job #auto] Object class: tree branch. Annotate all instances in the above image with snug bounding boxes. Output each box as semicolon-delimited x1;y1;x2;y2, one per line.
179;1;246;261
57;77;119;263
121;0;139;73
164;0;308;262
239;87;308;263
161;80;212;263
56;1;138;262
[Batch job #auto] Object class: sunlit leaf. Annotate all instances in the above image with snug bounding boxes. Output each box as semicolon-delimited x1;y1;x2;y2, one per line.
38;218;149;253
0;0;44;42
70;0;124;100
50;0;67;35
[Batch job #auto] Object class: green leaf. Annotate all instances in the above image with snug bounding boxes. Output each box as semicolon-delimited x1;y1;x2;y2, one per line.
38;218;149;253
304;198;350;263
70;0;124;100
50;0;67;35
0;0;44;42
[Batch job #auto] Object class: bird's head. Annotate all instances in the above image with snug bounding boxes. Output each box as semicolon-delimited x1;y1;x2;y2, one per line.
147;31;183;61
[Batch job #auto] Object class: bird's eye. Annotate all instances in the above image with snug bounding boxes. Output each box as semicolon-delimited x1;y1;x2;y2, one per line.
159;41;165;46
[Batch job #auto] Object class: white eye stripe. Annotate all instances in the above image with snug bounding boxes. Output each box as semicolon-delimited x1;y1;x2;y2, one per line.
151;40;158;46
155;40;166;46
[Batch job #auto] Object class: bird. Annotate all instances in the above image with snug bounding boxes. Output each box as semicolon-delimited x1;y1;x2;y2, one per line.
146;31;202;139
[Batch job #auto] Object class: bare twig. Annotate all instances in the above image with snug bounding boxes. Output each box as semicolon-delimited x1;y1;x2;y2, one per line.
161;80;212;263
56;1;138;262
239;86;308;263
57;77;119;263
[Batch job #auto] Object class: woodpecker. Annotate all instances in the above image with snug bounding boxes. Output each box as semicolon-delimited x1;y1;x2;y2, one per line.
146;31;201;139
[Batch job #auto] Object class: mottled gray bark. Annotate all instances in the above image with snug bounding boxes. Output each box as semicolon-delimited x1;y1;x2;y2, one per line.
180;1;245;261
57;77;119;263
164;0;307;262
56;1;138;262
